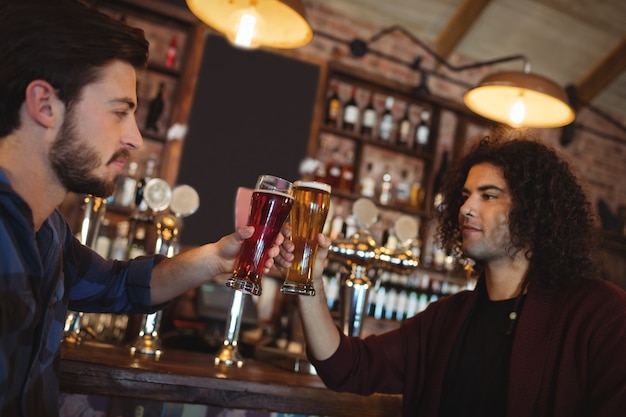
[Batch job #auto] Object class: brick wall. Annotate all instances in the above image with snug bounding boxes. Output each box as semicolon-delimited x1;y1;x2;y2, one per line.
300;1;626;221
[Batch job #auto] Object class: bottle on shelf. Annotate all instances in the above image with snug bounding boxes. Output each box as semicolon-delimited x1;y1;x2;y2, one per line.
359;162;376;198
93;218;112;259
113;161;139;208
134;158;157;214
127;159;158;259
329;210;345;240
397;104;412;148
378;96;394;142
342;86;359;132
325;83;342;127
360;92;377;137
324;149;342;189
145;82;165;132
379;167;393;205
409;177;424;209
165;35;178;68
323;271;341;311
414;109;431;152
395;169;411;206
110;220;130;261
127;226;147;259
432;150;449;212
338;150;355;192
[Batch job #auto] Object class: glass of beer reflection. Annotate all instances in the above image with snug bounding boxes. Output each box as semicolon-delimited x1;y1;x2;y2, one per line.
281;181;332;296
226;175;294;296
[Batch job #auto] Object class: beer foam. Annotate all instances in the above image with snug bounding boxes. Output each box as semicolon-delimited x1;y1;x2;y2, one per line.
294;180;331;193
256;189;294;200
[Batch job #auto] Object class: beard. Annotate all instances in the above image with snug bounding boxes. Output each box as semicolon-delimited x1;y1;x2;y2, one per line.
49;107;129;198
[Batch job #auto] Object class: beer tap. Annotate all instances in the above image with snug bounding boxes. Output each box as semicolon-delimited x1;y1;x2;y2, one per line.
328;199;419;337
129;178;172;358
215;187;253;368
130;182;200;358
63;195;107;344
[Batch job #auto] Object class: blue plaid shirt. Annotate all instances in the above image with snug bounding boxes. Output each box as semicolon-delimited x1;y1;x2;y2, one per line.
0;170;165;416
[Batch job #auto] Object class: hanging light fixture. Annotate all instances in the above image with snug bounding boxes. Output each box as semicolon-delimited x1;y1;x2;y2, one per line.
464;70;575;128
321;25;575;128
186;0;313;49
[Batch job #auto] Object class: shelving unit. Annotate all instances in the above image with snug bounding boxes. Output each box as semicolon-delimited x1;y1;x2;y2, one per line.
309;62;494;323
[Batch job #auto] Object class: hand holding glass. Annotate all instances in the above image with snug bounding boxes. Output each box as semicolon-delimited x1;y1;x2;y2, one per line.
281;180;332;296
226;175;294;296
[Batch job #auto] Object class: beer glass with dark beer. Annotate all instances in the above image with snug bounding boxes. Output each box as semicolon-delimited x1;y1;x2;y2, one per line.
281;180;332;296
226;175;294;296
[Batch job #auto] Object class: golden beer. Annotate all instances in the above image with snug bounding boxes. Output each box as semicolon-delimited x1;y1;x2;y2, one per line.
281;181;332;296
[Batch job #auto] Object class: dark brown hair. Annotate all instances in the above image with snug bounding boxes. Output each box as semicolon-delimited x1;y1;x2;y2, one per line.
0;0;149;137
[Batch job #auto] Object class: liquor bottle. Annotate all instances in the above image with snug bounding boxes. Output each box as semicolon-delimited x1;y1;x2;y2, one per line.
414;109;431;152
344;215;358;238
329;212;345;240
134;158;157;213
109;221;130;260
113;161;139;208
93;218;112;259
325;83;342;127
324;149;342;188
397;105;412;147
145;82;165;132
126;161;157;260
409;178;424;209
360;92;377;137
338;150;355;192
378;96;394;141
395;169;411;205
324;272;341;311
379;167;393;205
127;226;147;259
342;86;359;131
432;151;449;212
165;35;178;68
359;162;376;198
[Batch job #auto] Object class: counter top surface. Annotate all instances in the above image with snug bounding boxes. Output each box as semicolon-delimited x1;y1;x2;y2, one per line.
60;342;402;416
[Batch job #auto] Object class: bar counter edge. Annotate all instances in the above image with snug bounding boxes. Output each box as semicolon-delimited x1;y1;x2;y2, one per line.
60;342;402;417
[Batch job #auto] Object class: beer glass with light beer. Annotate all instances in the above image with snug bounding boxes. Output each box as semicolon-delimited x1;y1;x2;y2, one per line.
281;181;332;296
226;175;294;296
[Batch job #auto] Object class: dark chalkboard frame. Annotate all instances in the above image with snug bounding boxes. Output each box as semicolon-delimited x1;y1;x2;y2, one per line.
177;35;326;246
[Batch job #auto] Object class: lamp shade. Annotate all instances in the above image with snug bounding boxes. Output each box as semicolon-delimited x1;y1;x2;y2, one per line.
464;71;575;128
186;0;313;49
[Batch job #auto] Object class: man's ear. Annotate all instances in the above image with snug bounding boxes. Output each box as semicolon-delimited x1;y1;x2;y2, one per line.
24;80;63;128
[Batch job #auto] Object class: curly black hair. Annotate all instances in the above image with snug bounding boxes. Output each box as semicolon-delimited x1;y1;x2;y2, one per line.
438;129;600;288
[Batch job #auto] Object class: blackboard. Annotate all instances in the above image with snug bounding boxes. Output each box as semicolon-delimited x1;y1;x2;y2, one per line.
177;35;321;246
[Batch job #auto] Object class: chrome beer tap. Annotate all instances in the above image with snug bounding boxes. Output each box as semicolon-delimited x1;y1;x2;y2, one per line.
63;195;107;344
328;199;419;337
129;178;172;357
130;182;200;358
215;187;253;368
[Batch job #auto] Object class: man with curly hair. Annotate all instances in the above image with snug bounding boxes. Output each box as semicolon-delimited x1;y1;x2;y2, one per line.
279;132;626;417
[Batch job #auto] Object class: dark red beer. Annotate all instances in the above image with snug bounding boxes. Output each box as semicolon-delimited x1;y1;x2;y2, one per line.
228;189;293;295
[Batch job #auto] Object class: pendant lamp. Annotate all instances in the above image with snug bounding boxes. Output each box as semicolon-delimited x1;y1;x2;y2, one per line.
333;25;575;128
186;0;313;49
464;71;575;128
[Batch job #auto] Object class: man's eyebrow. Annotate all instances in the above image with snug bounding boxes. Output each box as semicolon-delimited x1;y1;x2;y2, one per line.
462;184;506;193
109;97;136;110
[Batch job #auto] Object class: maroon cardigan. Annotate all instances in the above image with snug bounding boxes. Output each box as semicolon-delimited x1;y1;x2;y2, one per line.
309;277;626;416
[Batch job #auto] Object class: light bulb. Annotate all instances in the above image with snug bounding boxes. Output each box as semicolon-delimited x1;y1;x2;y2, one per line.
509;96;526;126
228;7;264;49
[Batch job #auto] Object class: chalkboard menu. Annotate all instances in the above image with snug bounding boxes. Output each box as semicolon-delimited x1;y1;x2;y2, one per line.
177;35;320;246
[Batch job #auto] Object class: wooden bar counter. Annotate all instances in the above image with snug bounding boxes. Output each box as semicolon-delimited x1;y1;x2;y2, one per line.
60;341;402;416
